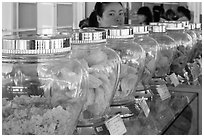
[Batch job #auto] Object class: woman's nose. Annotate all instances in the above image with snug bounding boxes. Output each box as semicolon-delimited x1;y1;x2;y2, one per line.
115;17;122;23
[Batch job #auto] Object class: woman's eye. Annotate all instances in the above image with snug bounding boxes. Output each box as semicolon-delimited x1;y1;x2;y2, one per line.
109;13;115;16
119;12;124;16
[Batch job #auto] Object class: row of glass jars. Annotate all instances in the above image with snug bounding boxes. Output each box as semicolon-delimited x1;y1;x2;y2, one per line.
151;21;202;85
2;27;139;135
73;22;202;134
2;30;92;135
2;22;201;135
71;22;200;134
1;26;157;135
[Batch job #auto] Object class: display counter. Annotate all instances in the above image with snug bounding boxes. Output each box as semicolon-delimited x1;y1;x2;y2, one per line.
125;84;199;135
74;84;200;135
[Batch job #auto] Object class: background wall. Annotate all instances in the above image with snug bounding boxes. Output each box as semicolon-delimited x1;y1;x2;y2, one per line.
57;4;73;27
2;2;75;32
2;3;16;31
2;2;202;32
19;3;37;29
85;2;95;18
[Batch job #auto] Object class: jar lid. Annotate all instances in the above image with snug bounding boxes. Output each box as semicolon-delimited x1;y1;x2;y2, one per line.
180;21;189;28
188;23;196;30
195;23;201;29
160;21;177;26
150;22;169;26
103;26;134;39
132;25;149;34
2;33;71;55
71;28;107;44
166;22;184;30
150;25;166;33
149;22;159;26
158;22;168;26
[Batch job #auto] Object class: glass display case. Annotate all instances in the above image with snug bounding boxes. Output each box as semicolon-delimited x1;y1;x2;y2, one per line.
2;29;201;135
74;84;200;135
2;2;202;134
127;86;198;135
72;27;200;135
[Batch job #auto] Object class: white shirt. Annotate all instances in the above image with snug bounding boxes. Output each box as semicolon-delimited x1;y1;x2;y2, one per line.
178;16;189;21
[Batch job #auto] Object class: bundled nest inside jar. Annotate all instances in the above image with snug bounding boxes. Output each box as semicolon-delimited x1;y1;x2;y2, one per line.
71;48;120;122
2;95;81;135
2;60;86;135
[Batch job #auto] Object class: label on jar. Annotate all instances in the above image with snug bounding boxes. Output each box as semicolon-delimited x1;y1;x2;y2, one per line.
104;114;127;135
94;123;110;135
156;84;171;100
7;86;28;96
169;73;180;87
139;98;150;117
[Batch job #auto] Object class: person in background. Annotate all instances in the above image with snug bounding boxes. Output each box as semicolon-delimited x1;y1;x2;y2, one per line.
153;5;166;22
165;9;177;21
177;6;191;21
159;4;166;21
88;2;125;27
137;6;153;25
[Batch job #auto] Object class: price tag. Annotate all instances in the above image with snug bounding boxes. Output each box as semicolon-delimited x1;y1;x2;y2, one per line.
139;98;150;117
156;84;171;100
169;73;180;87
105;114;127;135
94;123;110;135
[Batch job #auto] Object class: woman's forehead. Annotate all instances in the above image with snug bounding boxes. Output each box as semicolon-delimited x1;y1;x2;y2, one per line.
103;3;123;12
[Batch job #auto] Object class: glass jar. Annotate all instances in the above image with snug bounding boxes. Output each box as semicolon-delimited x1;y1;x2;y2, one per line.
70;28;121;126
184;23;198;62
195;23;202;41
166;22;193;76
2;32;88;135
194;21;202;85
149;25;176;78
132;25;159;89
192;23;202;60
105;26;146;104
186;23;197;45
185;23;202;85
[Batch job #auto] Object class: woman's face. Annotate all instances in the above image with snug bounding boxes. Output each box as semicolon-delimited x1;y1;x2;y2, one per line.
97;3;125;27
137;14;146;24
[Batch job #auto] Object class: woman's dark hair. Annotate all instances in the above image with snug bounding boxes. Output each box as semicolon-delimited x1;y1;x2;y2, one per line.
177;6;191;21
88;2;123;27
79;18;89;29
153;5;165;22
153;6;161;22
137;6;153;25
